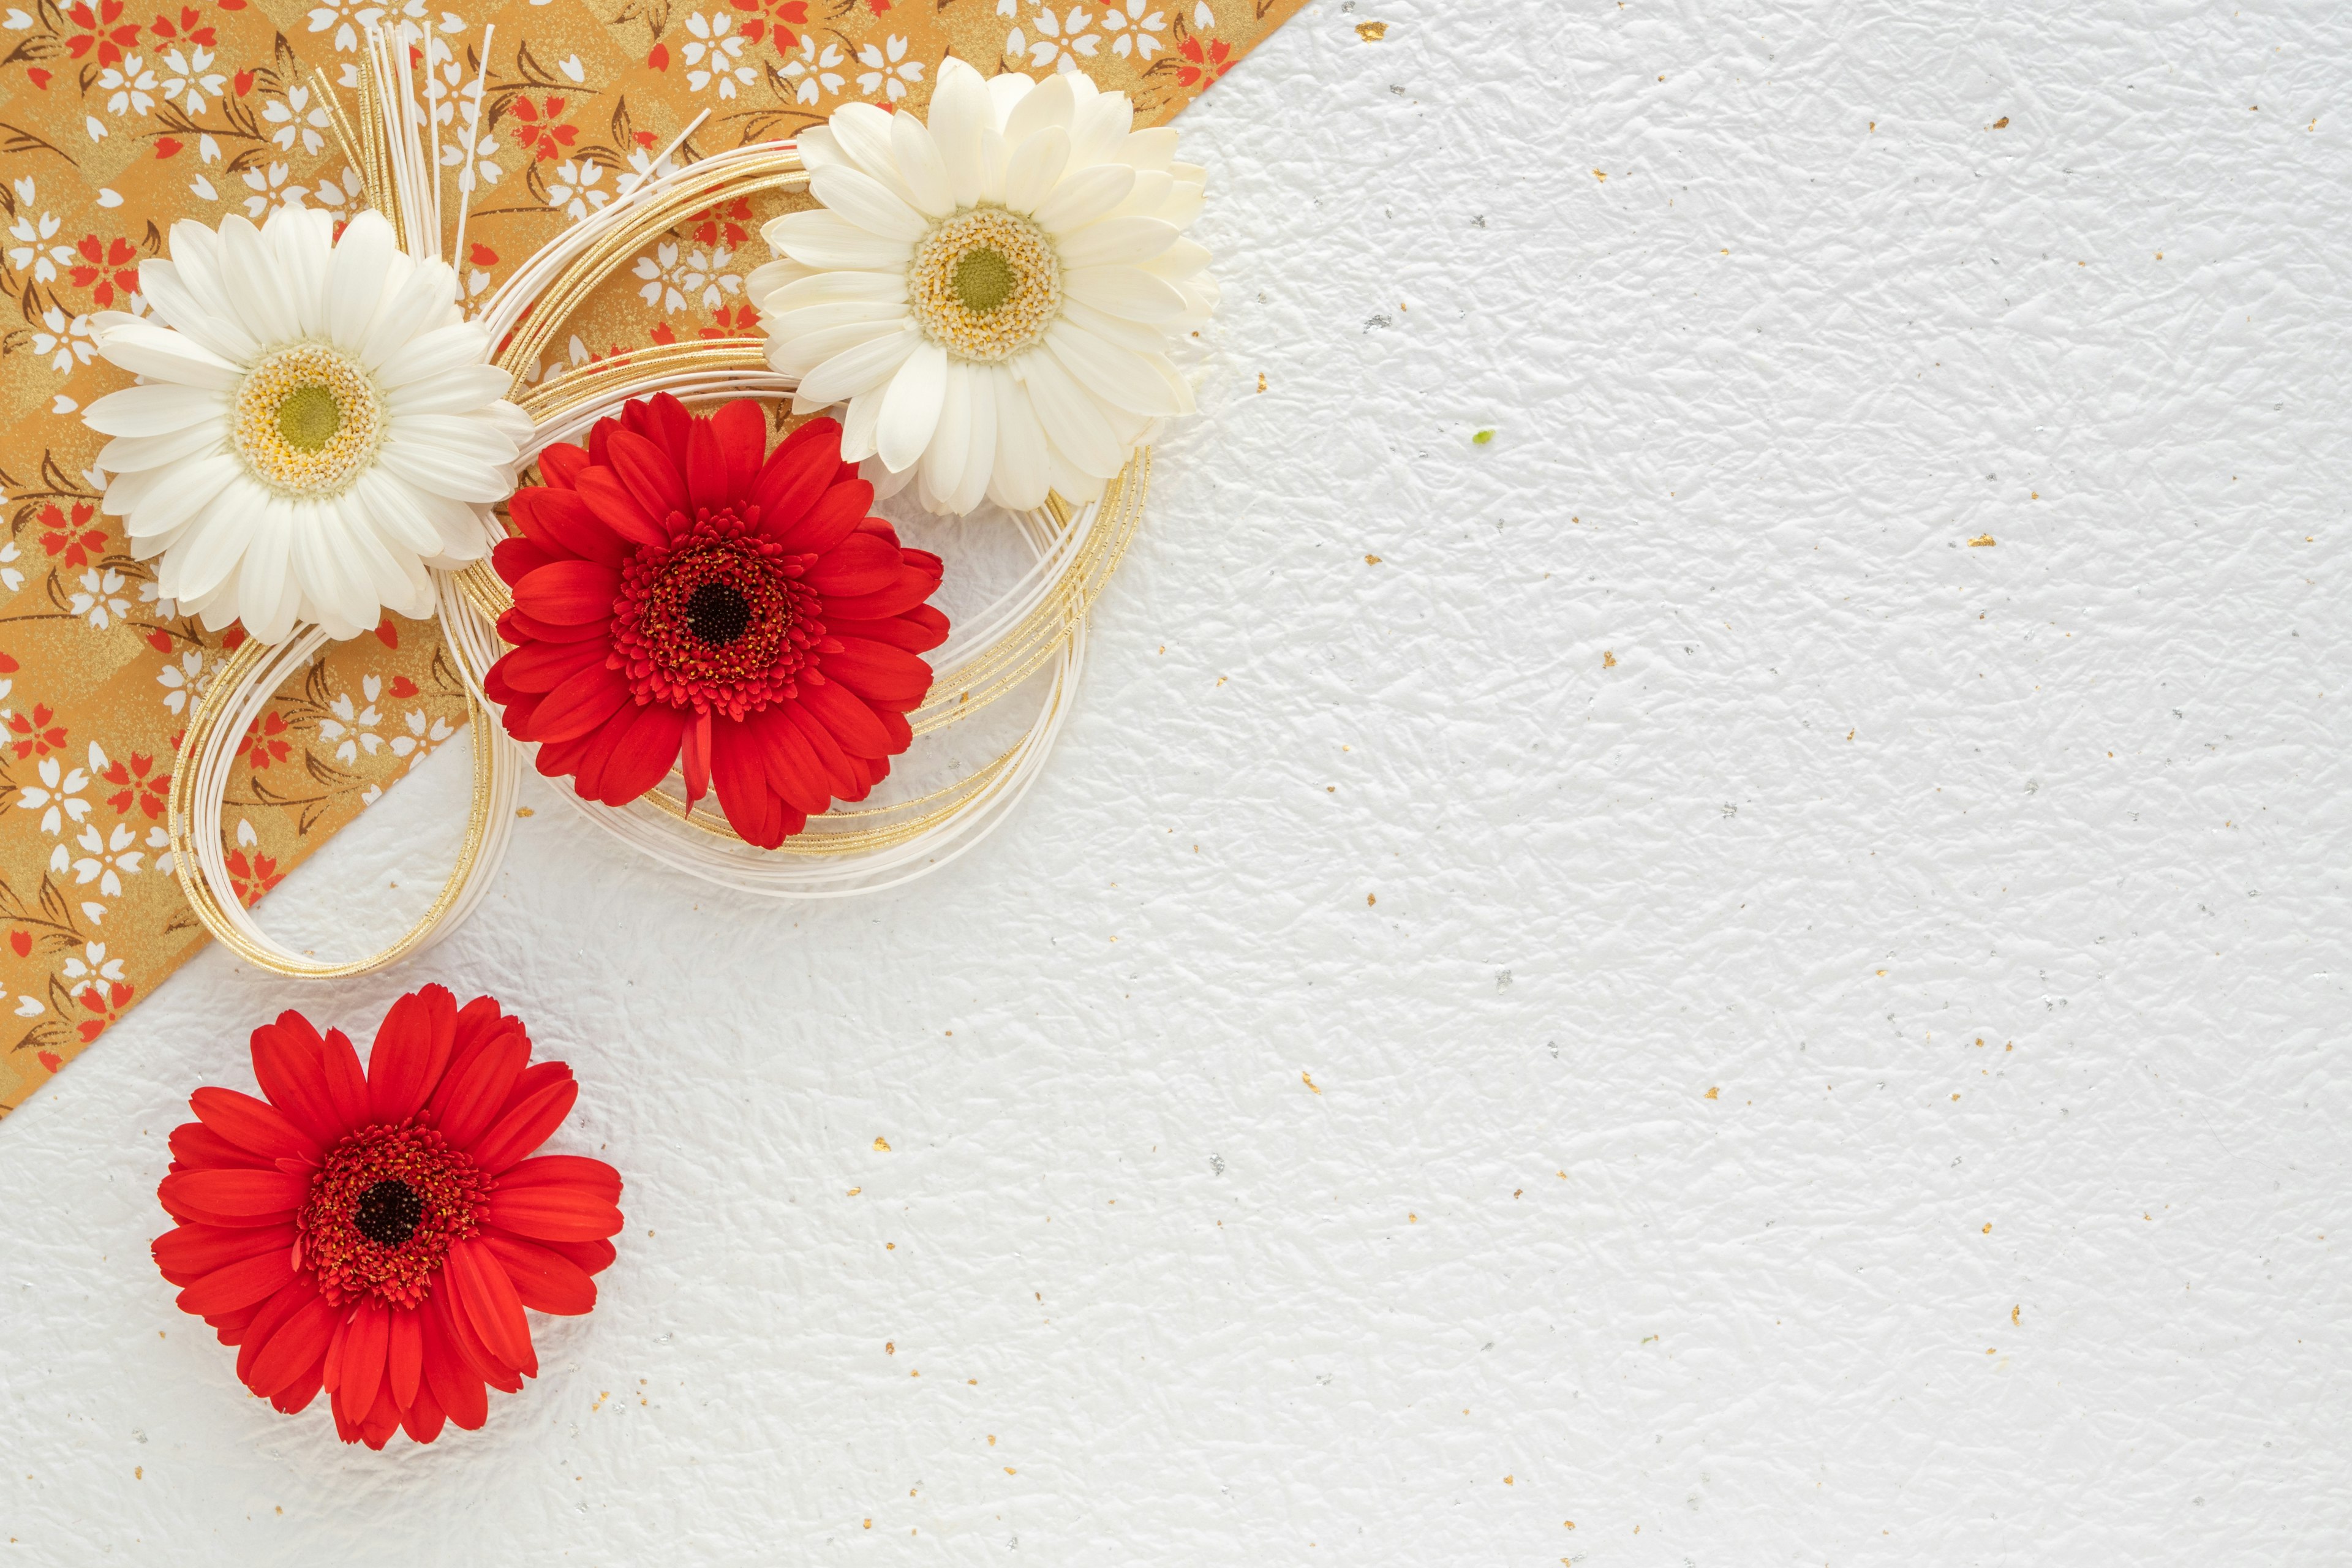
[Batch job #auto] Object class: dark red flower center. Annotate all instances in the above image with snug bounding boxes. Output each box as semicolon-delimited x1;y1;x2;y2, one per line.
296;1121;492;1310
609;505;823;720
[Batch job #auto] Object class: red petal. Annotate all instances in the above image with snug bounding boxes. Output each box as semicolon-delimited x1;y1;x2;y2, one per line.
318;1027;370;1131
819;552;944;620
748;416;841;529
595;702;685;806
429;1028;529;1150
781;700;865;798
399;1374;447;1444
798;674;898;758
773;475;871;555
421;1293;490;1428
249;1012;347;1146
235;1279;315;1386
485;1185;625;1242
497;1153;622;1200
491;535;556;583
246;1292;337;1397
711;717;788;847
189;1086;319;1162
170;1120;273;1170
537;440;589;489
514;559;621;625
153;1219;293;1285
492;636;610;695
606;428;688;520
643;391;693;463
680;709;712;807
337;1298;391;1430
574;465;668;548
512;484;628;567
388;1305;424;1409
270;1357;324;1415
805;530;903;597
540;1236;618;1276
448;1237;536;1377
367;984;455;1125
359;1379;402;1450
466;1076;578;1171
748;707;831;816
710;398;766;494
451;995;514;1057
830;606;949;654
175;1248;296;1316
159;1166;309;1219
528;665;631;745
499;605;611;644
482;1231;598;1314
823;636;933;707
685;415;729;510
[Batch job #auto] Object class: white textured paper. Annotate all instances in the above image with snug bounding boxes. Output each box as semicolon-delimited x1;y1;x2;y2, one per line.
4;2;2350;1561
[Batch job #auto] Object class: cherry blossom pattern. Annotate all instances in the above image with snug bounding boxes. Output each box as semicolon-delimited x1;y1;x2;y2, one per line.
158;649;209;714
69;568;131;630
157;43;224;112
854;32;921;99
1098;0;1164;58
390;710;454;769
546;161;609;222
61;942;130;1041
680;12;756;99
18;747;96;835
321;677;385;765
777;34;845;104
100;750;170;819
1008;8;1098;72
633;241;741;315
72;820;144;897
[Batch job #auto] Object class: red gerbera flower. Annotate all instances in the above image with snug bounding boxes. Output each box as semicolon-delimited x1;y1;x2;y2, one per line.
152;986;624;1449
483;394;948;848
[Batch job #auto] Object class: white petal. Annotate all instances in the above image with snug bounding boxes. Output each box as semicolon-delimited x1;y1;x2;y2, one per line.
1044;321;1182;417
794;124;847;173
1003;70;1075;142
826;102;922;208
82;380;223;437
767;317;905;380
289;503;377;639
263;204;333;337
1032;162;1136;233
808;164;928;243
762;270;908;313
217;215;296;347
159;221;256;360
374;435;513;504
745;257;815;302
1117;126;1178;173
121;450;239;543
1001;127;1071;216
232;496;299;643
794;326;919;406
351;468;444;556
1106;168;1175;221
327;209;396;347
97;421;228;475
987;366;1051;510
986;69;1036;128
929;58;990;208
170;480;265;605
94;320;241;390
889;108;955;218
1140;236;1212;282
908;360;964;500
375;322;496;389
138;258;257;363
1016;347;1122;478
1063;263;1186;323
881;342;951;478
358;258;461;372
1067;88;1133;168
950;360;998;514
386;363;513;416
1055;214;1178;268
1058;295;1170;354
768;208;914;270
838;384;886;462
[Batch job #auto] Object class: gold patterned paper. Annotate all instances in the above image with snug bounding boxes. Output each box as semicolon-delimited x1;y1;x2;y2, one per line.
0;0;1304;1113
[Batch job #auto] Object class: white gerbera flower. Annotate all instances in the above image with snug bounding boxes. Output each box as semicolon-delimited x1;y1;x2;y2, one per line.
81;206;530;643
755;61;1213;514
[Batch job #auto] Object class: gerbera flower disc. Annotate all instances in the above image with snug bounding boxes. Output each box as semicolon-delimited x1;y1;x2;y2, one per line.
481;393;949;848
755;59;1215;514
83;206;532;642
153;985;624;1448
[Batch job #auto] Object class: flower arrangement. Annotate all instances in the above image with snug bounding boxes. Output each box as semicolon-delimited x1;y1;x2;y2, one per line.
153;985;622;1447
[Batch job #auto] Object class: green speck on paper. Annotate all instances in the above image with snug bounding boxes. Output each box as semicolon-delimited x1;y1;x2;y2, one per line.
1472;429;1495;445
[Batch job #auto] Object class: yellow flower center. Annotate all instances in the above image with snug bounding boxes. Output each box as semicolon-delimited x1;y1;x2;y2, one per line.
230;343;385;496
908;207;1060;363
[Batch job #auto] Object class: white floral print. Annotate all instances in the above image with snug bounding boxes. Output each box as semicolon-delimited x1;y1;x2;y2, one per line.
265;83;333;156
31;306;96;374
69;567;130;629
682;12;755;99
305;0;426;54
157;650;208;714
72;821;143;897
1098;0;1164;57
856;33;922;100
159;45;224;113
98;55;158;119
779;34;845;104
391;710;454;768
546;160;608;222
6;186;72;284
633;241;740;314
18;748;95;836
320;675;385;764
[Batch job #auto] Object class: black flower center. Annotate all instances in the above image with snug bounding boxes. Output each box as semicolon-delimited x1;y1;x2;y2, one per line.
352;1177;424;1247
684;579;753;647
